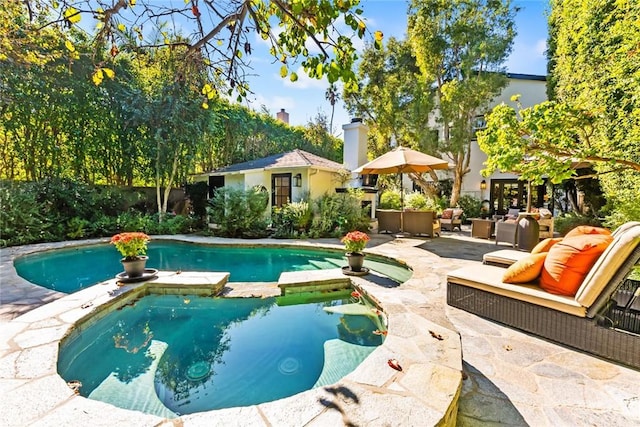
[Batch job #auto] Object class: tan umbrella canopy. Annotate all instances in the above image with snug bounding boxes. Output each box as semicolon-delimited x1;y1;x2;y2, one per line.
353;146;449;175
353;146;449;233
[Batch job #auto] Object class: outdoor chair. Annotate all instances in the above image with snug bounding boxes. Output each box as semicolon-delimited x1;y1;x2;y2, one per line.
494;218;519;247
403;210;439;237
440;208;463;231
376;209;402;234
447;222;640;369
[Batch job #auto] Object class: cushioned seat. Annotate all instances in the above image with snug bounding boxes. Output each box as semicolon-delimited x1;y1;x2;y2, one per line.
440;208;463;231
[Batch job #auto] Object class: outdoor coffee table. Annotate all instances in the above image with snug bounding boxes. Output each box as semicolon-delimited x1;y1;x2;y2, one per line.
471;218;495;239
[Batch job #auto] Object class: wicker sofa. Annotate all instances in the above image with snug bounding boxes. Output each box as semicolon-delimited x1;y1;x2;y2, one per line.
376;209;402;234
403;210;440;237
447;223;640;369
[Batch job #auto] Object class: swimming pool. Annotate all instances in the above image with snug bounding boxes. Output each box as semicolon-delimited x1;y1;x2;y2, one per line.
57;290;385;417
14;241;412;293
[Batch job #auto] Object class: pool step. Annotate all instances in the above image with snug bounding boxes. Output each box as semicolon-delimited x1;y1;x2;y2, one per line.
278;269;351;295
89;340;177;419
146;271;229;296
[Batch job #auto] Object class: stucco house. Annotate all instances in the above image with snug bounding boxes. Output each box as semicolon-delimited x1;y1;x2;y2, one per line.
193;149;346;210
193;120;378;218
458;73;549;214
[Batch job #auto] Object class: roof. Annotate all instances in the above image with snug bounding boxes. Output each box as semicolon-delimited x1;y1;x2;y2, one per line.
206;149;343;175
506;73;547;82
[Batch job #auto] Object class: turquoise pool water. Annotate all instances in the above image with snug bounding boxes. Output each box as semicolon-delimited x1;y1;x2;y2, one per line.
57;291;384;416
14;241;412;293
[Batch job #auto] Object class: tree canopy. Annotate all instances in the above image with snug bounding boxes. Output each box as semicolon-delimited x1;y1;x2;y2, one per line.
21;0;379;100
344;0;517;206
478;0;640;225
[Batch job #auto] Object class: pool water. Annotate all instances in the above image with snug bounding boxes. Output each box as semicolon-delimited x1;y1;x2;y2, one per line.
57;291;384;416
15;241;412;293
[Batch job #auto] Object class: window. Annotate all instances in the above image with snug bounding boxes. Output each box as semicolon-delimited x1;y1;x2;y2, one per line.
471;115;487;140
271;173;291;208
208;175;224;198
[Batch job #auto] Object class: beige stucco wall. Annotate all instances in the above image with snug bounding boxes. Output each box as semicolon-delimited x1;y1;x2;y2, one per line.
463;78;547;198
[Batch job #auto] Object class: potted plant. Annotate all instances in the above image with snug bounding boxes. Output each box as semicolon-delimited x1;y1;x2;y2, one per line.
111;232;151;278
341;231;370;272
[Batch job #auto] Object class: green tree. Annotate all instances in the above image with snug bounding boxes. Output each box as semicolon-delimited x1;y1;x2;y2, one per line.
345;37;432;158
343;37;438;196
408;0;517;207
479;0;640;226
131;44;210;218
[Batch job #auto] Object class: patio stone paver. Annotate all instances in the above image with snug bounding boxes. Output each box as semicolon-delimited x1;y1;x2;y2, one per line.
1;229;640;426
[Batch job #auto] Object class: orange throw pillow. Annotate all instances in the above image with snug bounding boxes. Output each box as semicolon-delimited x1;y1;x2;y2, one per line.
502;253;547;284
564;225;611;239
531;237;564;254
539;234;613;296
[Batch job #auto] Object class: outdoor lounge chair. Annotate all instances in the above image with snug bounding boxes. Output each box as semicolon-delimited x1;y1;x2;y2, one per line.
440;208;463;231
447;223;640;369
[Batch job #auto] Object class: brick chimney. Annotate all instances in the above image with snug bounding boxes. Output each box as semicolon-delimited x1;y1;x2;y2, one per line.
276;108;289;124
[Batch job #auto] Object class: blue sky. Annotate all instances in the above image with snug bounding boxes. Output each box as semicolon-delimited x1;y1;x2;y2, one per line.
242;0;550;132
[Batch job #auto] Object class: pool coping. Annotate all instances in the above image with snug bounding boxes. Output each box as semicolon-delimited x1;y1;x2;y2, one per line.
0;236;463;426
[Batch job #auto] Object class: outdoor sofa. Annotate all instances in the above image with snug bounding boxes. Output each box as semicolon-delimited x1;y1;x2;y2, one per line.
447;222;640;369
376;209;441;237
403;210;440;237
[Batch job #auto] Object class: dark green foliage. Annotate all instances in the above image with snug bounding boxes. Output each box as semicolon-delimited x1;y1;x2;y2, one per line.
456;195;481;223
0;181;50;246
185;182;209;226
0;179;195;247
206;187;270;238
309;191;370;238
271;201;313;238
554;213;602;236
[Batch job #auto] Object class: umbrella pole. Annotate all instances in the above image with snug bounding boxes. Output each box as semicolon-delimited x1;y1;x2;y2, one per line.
400;173;404;232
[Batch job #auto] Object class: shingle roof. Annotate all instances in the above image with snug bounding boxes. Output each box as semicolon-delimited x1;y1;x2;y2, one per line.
209;149;343;174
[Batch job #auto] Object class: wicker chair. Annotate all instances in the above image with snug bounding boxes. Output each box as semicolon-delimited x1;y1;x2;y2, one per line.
447;223;640;369
440;208;463;231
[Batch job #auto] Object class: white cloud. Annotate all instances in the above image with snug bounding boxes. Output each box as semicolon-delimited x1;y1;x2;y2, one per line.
534;38;547;57
245;93;296;116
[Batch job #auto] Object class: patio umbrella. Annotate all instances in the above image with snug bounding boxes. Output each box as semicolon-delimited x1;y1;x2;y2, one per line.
353;146;449;233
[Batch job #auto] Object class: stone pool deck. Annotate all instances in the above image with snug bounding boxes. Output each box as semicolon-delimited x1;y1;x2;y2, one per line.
1;231;639;426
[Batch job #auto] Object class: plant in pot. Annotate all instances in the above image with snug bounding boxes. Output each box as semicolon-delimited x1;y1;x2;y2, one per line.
111;232;151;278
341;231;370;272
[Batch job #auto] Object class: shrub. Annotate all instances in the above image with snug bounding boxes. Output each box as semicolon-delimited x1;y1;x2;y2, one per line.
309;190;370;238
0;181;51;246
271;200;313;238
378;190;402;210
206;187;270;238
456;195;482;222
555;212;602;236
405;192;440;211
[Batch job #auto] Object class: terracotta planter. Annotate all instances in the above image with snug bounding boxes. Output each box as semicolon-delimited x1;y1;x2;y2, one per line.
346;252;365;272
121;256;148;278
